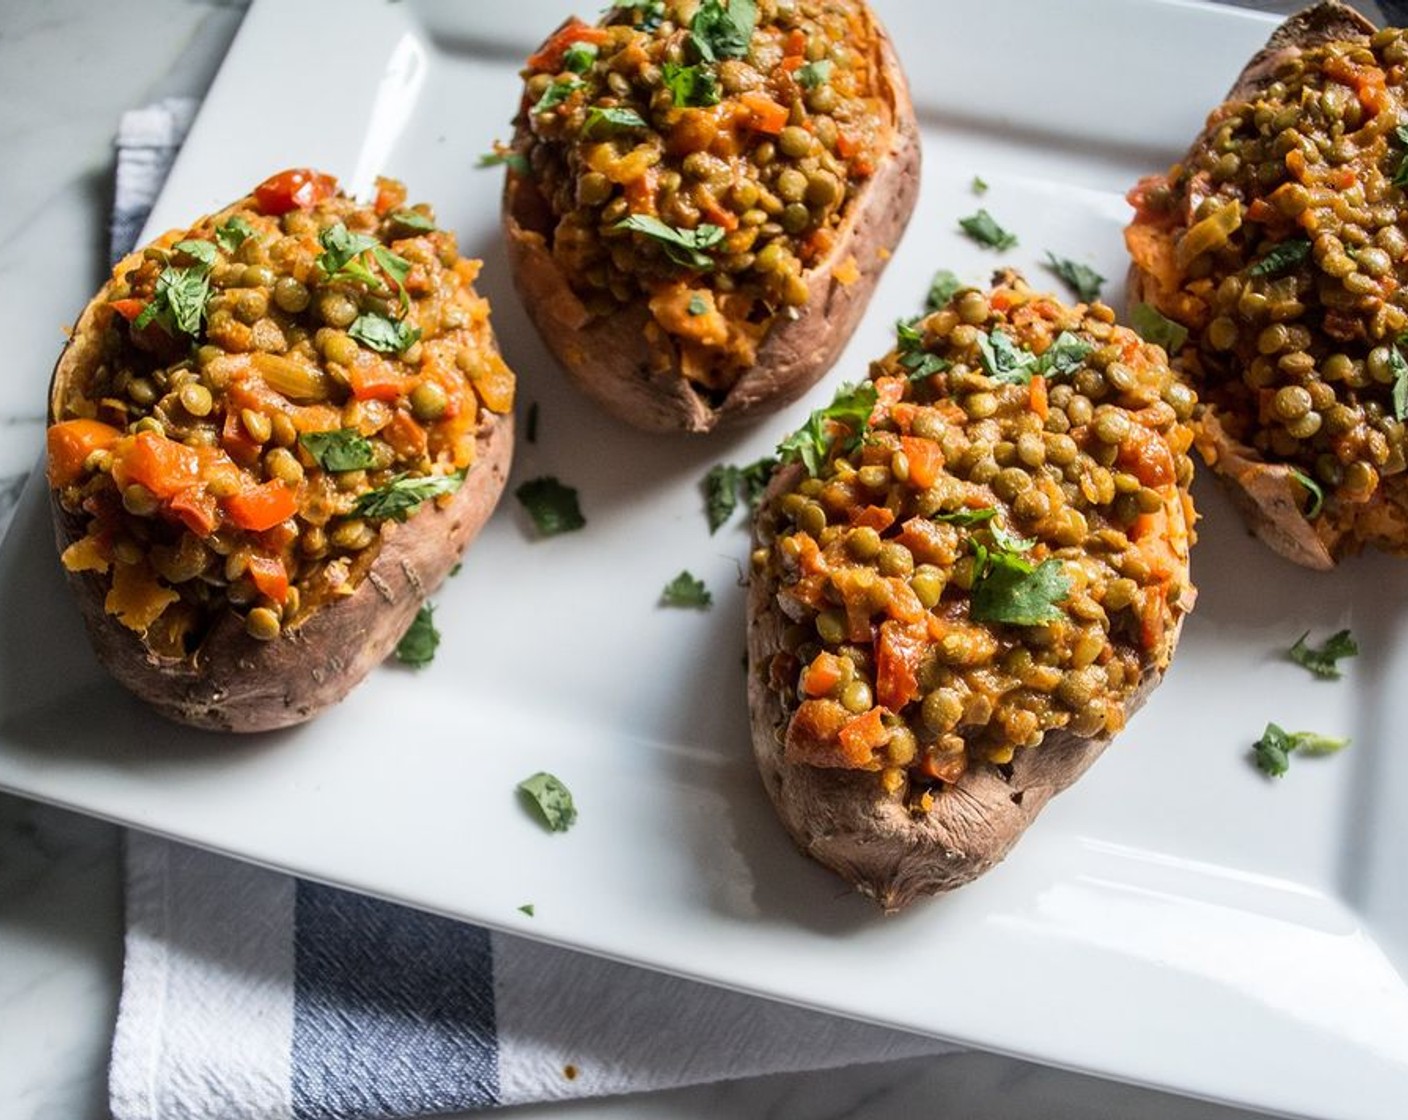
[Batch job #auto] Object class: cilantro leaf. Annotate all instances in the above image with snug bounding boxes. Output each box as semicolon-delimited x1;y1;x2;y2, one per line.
214;215;255;255
516;476;586;536
1247;237;1311;278
478;149;530;175
562;41;599;73
389;208;436;233
777;382;877;476
1287;467;1325;518
971;175;988;195
934;506;997;527
925;269;964;311
1289;629;1358;679
582;106;649;138
990;521;1035;554
518;903;536;917
704;463;741;533
348;312;421;355
1037;331;1095;379
614;214;724;270
1393;124;1408;187
739;456;775;510
317;222;380;278
1131;303;1189;354
1254;722;1350;777
174;238;218;267
896;320;949;380
353;469;466;522
691;0;757;62
795;59;833;88
977;328;1038;383
1044;252;1104;303
612;0;665;30
958;209;1017;250
533;76;584;114
133;265;211;337
518;771;577;832
299;429;376;472
970;554;1071;625
1388;342;1408;422
661;62;721;107
394;604;440;667
661;570;712;608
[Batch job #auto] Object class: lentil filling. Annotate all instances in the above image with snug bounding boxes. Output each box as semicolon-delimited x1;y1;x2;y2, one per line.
753;275;1196;807
1127;25;1408;554
47;170;514;654
509;0;894;395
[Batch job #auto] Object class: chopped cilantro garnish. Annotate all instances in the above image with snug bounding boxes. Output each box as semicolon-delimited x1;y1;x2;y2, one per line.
348;312;421;355
661;570;712;608
317;222;380;277
394;604;440;667
582;106;648;138
173;238;218;267
1131;303;1189;354
1043;252;1104;303
1288;629;1357;679
518;904;535;917
214;215;255;254
795;59;833;88
704;464;740;532
353;469;466;522
614;214;724;270
1253;722;1350;777
1388;341;1408;421
661;62;721;107
1393;124;1408;187
389;208;436;233
478;149;530;175
969;551;1071;626
532;76;584;114
1287;467;1325;518
299;429;376;472
1247;237;1311;278
518;771;577;832
896;320;949;380
690;0;757;62
958;208;1017;250
133;264;211;337
971;175;988;195
516;476;586;536
562;41;599;73
934;507;998;527
777;382;877;476
977;328;1038;383
925;269;964;311
1039;331;1096;379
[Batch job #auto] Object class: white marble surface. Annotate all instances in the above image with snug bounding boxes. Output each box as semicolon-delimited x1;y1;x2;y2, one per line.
0;1;1379;1118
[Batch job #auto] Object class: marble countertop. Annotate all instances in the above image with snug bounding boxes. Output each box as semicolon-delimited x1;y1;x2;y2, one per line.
0;2;1354;1118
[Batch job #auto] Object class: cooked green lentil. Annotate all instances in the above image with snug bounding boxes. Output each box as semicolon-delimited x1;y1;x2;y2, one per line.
754;274;1196;804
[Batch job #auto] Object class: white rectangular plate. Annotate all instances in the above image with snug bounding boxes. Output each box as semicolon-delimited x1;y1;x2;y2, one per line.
2;1;1406;1116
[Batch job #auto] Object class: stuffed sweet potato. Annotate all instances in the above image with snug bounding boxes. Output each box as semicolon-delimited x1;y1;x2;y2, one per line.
502;0;919;433
1125;1;1408;569
46;170;515;732
747;274;1197;909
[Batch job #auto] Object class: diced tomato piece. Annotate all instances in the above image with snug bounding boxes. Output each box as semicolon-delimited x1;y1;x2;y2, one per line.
253;168;338;216
900;436;943;490
47;419;122;487
349;361;414;402
247;555;290;604
168;487;220;537
113;431;202;499
108;298;147;322
837;707;890;766
875;621;926;712
1118;425;1176;488
525;18;612;72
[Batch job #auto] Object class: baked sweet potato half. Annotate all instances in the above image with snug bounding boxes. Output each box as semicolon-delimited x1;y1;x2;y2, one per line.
1125;0;1408;569
747;274;1197;909
46;170;515;732
502;0;919;433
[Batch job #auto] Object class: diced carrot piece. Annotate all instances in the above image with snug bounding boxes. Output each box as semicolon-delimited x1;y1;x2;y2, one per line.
740;91;789;135
900;436;943;490
373;177;406;216
875;621;925;712
113;431;202;499
837;707;891;766
383;411;429;462
223;480;297;532
349;360;414;402
1029;373;1048;421
247;555;290;604
801;652;846;698
47;419;122;487
108;298;146;322
851;505;895;532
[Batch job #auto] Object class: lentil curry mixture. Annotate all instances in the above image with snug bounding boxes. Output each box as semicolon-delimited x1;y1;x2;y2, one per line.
47;170;514;653
754;276;1196;806
1127;26;1408;554
511;0;893;396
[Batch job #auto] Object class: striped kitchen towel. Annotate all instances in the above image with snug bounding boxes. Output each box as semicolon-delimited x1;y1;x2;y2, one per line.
101;98;947;1120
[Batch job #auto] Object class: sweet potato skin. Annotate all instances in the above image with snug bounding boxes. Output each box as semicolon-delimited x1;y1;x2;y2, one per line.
746;464;1186;912
47;219;514;734
1126;1;1379;570
503;5;921;434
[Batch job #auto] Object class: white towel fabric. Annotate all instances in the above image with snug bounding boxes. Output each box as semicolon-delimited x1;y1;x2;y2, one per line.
98;97;951;1120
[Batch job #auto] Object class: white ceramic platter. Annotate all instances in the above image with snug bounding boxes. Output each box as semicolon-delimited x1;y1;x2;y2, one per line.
2;0;1406;1115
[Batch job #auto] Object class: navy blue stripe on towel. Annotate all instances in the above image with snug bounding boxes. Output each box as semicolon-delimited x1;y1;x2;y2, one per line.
292;884;500;1119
